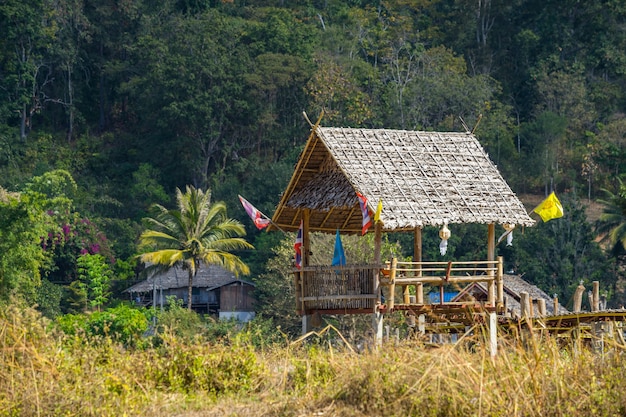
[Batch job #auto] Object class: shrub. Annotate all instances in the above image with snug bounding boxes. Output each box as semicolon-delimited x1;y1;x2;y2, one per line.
56;304;149;347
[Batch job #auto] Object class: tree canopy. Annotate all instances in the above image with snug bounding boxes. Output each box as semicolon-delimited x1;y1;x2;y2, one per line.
0;0;625;309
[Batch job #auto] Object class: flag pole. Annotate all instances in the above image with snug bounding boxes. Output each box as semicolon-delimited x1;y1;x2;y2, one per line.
259;210;288;235
238;194;289;235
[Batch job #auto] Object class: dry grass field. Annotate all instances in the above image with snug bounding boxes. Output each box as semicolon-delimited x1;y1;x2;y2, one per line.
3;305;626;417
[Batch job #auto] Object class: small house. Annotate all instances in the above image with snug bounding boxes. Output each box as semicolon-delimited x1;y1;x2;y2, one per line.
125;265;256;322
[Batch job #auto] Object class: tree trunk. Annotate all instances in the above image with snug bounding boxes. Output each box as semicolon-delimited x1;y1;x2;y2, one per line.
188;269;194;311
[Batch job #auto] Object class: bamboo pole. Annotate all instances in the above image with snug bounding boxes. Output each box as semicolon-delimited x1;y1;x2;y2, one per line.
414;227;423;304
497;256;504;308
573;281;585;313
487;224;495;262
374;221;382;309
486;224;495;306
388;257;397;310
373;221;384;345
520;292;530;318
537;298;546;317
553;294;559;315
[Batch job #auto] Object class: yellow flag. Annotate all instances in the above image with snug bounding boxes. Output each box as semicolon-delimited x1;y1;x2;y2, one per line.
374;199;383;223
533;192;564;222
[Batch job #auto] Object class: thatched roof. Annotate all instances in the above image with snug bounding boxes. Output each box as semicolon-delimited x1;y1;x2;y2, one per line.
452;274;568;317
124;265;255;293
271;127;534;234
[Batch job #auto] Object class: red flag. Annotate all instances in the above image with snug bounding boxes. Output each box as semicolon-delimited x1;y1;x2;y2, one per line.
294;220;303;269
238;195;270;230
356;192;372;235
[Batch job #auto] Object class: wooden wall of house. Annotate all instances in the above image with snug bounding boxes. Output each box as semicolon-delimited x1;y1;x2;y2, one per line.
220;283;254;312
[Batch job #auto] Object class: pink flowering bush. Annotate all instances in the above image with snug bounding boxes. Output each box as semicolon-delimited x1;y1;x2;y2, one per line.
41;211;114;285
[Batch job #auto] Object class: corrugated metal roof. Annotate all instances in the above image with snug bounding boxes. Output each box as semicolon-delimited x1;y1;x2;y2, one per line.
271;126;534;234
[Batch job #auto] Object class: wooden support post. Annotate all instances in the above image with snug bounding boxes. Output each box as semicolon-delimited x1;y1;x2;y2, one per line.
414;227;423;304
373;312;383;347
488;279;496;307
388;257;397;310
489;311;497;358
373;221;383;346
573;282;585;313
418;314;425;334
403;285;410;304
302;314;312;334
303;210;310;267
301;210;311;334
553;294;559;316
487;224;495;262
294;272;302;314
593;281;600;312
520;291;530;318
487;224;496;307
497;256;504;308
537;299;546;317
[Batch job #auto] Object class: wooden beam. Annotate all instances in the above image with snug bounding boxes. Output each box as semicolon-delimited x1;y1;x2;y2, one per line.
414;227;423;304
374;221;382;308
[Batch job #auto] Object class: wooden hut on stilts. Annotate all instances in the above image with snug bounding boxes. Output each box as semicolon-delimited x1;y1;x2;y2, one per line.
269;118;536;354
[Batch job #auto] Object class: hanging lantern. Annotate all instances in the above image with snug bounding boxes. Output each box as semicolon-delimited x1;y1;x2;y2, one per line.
503;223;516;246
439;223;451;255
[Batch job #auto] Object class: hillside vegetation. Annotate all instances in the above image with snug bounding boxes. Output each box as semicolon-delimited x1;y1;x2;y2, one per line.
1;2;626;323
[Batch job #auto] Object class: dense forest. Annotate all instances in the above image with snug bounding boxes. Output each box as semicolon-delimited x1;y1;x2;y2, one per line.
2;0;626;321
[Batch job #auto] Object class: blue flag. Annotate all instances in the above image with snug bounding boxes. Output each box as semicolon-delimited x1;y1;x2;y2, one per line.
332;229;346;266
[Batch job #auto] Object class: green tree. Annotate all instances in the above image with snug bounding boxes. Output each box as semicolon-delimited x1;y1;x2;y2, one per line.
0;0;57;139
504;193;616;307
596;177;626;257
139;185;253;310
0;187;47;303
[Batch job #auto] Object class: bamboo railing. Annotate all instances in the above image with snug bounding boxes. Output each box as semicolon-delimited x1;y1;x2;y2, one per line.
293;257;504;315
380;256;504;310
294;265;378;314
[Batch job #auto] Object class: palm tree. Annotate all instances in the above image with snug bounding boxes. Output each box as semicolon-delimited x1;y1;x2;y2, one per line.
596;177;626;256
139;185;253;310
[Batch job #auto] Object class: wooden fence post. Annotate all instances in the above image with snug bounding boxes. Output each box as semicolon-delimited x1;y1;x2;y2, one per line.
573;281;585;313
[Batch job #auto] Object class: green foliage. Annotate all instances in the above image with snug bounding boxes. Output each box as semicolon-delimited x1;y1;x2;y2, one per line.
154;296;206;340
596;177;626;256
40;212;113;284
0;188;47;303
56;304;150;347
77;253;112;310
129;163;170;219
65;280;87;314
35;278;64;319
504;194;616;307
0;0;626;314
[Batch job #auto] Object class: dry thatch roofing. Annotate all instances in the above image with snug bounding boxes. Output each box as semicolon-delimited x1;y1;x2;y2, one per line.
124;265;255;293
271;126;534;233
